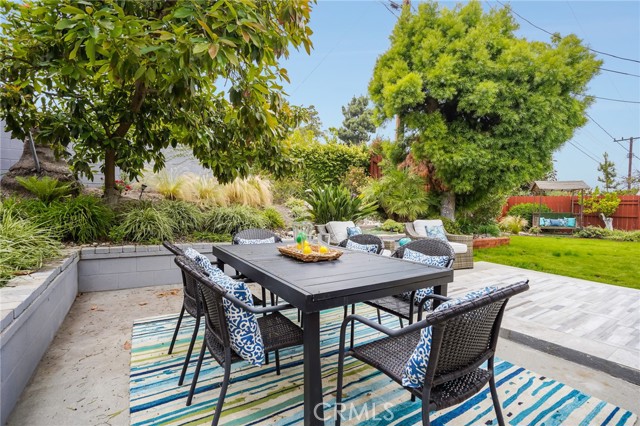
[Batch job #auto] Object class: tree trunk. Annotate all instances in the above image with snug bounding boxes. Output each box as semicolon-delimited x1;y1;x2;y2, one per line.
103;147;119;205
440;191;456;220
1;139;77;194
600;213;614;231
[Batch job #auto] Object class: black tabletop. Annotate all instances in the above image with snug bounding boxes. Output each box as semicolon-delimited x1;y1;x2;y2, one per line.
212;243;453;313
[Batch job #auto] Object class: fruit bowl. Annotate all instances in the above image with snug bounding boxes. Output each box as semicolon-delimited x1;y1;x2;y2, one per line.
277;244;343;262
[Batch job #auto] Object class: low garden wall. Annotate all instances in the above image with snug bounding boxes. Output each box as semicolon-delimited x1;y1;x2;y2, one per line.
0;252;79;425
0;243;220;424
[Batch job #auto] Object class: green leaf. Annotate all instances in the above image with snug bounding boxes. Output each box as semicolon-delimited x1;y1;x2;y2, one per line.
69;40;81;60
193;43;209;54
60;5;85;15
133;66;147;81
55;19;77;30
85;39;95;62
173;7;193;19
140;45;162;54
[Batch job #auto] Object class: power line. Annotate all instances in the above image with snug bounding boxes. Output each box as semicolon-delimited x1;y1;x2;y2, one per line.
495;0;640;64
576;94;640;104
380;1;399;18
567;140;600;163
585;113;615;139
599;68;640;78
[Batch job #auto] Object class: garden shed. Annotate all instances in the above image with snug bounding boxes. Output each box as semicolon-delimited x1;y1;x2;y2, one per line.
531;180;590;230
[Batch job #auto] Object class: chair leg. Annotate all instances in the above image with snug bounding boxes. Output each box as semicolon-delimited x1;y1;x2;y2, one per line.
168;306;185;355
261;287;267;309
275;350;281;375
211;360;232;426
489;358;506;426
349;304;355;349
421;390;431;426
335;342;347;426
376;309;382;324
186;341;207;406
398;317;404;328
179;315;200;386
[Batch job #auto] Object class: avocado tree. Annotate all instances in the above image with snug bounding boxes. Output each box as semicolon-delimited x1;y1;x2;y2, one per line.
369;1;601;219
0;0;313;203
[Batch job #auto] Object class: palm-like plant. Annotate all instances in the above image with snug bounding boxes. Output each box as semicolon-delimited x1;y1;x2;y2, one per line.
304;184;377;224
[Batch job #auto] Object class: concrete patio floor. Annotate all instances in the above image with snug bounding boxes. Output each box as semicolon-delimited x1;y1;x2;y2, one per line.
6;261;640;426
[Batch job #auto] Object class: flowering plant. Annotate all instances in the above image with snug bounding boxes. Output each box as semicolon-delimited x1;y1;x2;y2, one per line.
114;179;132;194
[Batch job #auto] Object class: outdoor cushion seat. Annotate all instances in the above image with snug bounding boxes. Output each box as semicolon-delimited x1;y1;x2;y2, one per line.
325;221;356;245
405;220;473;269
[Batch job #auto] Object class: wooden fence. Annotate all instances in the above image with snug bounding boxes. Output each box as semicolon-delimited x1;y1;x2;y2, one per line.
504;195;640;231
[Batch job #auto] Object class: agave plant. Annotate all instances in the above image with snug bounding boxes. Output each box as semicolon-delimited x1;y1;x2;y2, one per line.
304;184;378;224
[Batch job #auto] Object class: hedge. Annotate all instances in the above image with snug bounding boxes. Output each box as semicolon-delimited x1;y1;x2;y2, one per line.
289;141;370;186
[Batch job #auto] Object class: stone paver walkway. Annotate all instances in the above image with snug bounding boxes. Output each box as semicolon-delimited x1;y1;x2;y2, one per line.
453;261;640;384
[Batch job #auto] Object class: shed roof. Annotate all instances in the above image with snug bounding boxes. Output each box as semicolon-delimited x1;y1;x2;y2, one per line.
532;180;590;192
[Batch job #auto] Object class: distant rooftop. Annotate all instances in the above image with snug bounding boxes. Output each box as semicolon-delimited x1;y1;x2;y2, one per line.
532;180;590;192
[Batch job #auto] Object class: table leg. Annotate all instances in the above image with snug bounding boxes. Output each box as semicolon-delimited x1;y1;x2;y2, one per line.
435;282;448;297
303;311;325;425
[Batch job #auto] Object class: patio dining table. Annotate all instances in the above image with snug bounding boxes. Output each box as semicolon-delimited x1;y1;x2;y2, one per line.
211;242;454;426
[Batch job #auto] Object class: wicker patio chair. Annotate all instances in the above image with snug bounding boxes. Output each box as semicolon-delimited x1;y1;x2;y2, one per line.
174;256;303;425
338;233;385;254
162;241;205;388
404;222;474;270
335;281;530;426
363;239;455;331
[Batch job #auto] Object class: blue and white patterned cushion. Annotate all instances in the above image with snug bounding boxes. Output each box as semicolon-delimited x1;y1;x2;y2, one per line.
401;286;499;388
346;226;362;238
402;248;449;267
184;247;265;366
209;274;265;366
237;237;276;245
346;239;378;254
425;224;448;242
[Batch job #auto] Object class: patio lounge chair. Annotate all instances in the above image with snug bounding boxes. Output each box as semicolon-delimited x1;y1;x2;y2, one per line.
363;239;455;331
404;220;473;269
335;281;530;426
174;256;303;425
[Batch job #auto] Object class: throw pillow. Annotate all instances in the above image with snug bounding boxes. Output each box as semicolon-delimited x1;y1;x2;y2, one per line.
346;239;378;254
210;274;265;366
565;217;577;227
237;237;276;245
549;219;563;227
402;248;449;267
425;224;448;242
183;248;225;278
346;226;362;238
396;287;434;309
539;217;548;226
401;286;499;388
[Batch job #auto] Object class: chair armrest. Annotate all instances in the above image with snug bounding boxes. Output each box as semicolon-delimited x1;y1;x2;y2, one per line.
404;223;420;238
445;233;473;244
223;292;295;315
417;294;451;318
341;313;435;338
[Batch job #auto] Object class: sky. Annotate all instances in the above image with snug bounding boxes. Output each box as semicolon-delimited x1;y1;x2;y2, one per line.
279;0;640;189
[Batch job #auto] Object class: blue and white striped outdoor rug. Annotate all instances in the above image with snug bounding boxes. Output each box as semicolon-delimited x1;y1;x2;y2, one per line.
130;306;637;426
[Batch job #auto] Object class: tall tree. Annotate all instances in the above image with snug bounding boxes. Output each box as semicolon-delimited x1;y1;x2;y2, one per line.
296;105;324;138
0;0;313;203
336;95;376;145
369;1;600;219
597;152;618;192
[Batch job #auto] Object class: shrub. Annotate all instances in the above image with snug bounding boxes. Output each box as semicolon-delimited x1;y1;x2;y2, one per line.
606;230;640;242
380;219;404;233
271;178;306;204
40;196;115;243
363;169;433;222
499;215;528;234
16;176;73;204
157;200;202;236
304;184;378;224
262;207;286;229
581;188;621;218
475;224;501;237
189;232;233;243
344;166;369;194
146;170;188;200
224;176;272;207
285;197;311;222
186;175;228;206
0;209;60;286
456;192;509;234
112;204;174;243
202;205;268;235
507;203;553;227
574;226;610;239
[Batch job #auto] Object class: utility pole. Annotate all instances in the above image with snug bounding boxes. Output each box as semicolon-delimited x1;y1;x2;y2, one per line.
614;136;637;189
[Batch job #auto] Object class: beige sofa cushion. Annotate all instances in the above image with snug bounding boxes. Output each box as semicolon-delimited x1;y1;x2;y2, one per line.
325;221;356;244
449;242;468;254
413;220;444;238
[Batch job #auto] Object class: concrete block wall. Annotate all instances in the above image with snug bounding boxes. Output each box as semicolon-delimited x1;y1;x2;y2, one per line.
0;252;79;425
78;243;216;292
0;123;23;178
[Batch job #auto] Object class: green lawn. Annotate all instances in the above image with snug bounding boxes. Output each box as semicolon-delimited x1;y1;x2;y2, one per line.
474;235;640;290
